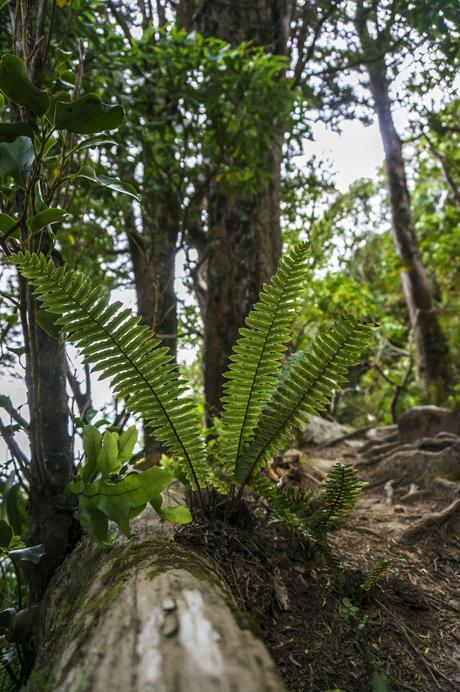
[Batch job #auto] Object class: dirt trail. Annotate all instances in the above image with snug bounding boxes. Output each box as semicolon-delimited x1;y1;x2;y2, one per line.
269;428;460;691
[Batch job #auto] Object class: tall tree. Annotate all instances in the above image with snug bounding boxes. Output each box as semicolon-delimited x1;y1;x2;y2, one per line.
354;0;451;400
177;0;291;421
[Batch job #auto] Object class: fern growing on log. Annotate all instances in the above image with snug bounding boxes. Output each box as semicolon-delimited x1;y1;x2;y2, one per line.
12;244;373;543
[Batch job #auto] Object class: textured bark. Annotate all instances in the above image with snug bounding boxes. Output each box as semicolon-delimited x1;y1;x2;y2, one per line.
355;7;450;400
18;254;74;604
179;0;290;421
28;508;286;692
2;1;76;604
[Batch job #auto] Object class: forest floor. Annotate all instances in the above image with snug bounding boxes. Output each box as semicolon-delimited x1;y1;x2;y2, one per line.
179;421;460;691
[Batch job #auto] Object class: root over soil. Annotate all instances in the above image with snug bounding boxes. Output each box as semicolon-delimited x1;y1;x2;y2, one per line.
177;431;460;691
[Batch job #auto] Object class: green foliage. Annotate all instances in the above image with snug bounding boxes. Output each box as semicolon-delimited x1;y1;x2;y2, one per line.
11;252;210;492
12;245;372;547
360;558;405;592
71;424;192;544
315;463;366;530
221;243;311;476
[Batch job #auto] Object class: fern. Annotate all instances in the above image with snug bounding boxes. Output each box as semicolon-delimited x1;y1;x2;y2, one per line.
360;557;404;592
10;252;211;491
220;242;310;476
314;463;365;530
235;314;373;484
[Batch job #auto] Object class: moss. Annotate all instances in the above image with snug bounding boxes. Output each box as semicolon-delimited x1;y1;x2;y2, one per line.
26;666;55;692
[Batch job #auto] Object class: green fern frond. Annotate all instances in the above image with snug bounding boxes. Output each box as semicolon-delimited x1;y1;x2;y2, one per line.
314;463;364;530
11;252;210;490
221;242;310;477
237;314;373;484
251;475;315;537
360;557;404;592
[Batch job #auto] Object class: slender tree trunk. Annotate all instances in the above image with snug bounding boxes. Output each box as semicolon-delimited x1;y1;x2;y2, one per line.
178;0;291;422
355;9;450;401
27;508;286;692
125;202;178;465
10;0;75;600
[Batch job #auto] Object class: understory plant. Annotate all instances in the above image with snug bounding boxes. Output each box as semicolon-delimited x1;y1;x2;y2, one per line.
11;243;373;549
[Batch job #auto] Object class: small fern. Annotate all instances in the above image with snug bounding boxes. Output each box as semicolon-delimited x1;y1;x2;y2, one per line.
315;463;365;530
360;557;405;592
12;245;373;544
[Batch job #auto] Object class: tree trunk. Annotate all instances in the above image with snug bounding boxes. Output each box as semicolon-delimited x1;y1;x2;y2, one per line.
4;0;75;606
178;0;290;422
125;202;178;464
355;9;450;401
27;508;286;692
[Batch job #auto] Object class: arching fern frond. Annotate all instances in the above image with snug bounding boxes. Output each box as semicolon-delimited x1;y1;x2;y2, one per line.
11;252;210;490
237;314;373;484
313;463;365;530
221;242;310;476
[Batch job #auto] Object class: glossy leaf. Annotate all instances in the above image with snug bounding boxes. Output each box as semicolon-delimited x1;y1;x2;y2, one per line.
27;208;68;233
96;431;119;475
117;426;138;463
82;424;102;481
0;136;35;185
85;466;174;537
8;543;45;564
0;212;18;237
6;484;27;537
76;165;140;200
0;54;49;115
75;134;117;151
55;94;124;134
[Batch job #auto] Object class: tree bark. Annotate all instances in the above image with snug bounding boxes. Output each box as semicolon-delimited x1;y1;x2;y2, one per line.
10;0;75;601
178;0;290;422
355;6;450;401
27;508;286;692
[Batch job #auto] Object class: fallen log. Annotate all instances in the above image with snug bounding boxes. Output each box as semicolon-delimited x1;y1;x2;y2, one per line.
27;507;286;692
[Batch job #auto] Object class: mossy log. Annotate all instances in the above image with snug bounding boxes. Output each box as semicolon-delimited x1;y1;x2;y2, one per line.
27;507;285;692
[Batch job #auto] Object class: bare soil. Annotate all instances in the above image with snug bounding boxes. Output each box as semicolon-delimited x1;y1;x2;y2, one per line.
177;436;460;692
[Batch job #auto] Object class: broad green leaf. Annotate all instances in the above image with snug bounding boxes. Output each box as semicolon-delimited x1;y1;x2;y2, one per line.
35;309;60;338
0;519;13;548
0;54;49;115
150;497;192;525
6;484;27;537
117;426;138;463
0;136;35;185
0;212;18;238
55;94;124;134
77;496;109;544
96;431;120;475
76;165;140;200
75;134;117;151
85;467;173;537
8;543;45;564
0;122;34;143
27;208;68;233
82;424;102;481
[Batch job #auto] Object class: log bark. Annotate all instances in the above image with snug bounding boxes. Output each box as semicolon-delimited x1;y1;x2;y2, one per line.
355;3;450;401
28;509;285;692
